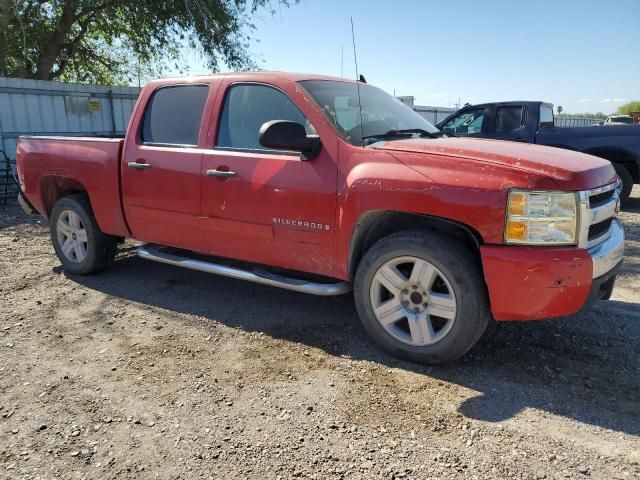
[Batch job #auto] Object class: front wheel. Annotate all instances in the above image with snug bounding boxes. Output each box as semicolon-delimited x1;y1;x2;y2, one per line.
613;163;633;206
354;230;490;364
50;195;117;274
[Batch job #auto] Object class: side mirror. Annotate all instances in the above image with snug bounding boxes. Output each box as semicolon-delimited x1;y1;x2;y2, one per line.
259;120;322;160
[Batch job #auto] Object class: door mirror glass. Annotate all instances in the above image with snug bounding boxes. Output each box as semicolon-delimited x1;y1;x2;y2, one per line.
259;120;322;160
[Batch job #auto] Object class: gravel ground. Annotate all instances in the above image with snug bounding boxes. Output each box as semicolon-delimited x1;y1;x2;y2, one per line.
1;188;639;480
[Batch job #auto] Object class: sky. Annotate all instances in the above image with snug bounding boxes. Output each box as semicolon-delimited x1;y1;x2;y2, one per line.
175;0;639;114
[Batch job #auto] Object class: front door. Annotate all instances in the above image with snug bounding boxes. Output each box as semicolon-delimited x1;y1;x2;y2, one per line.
200;82;338;277
121;84;210;252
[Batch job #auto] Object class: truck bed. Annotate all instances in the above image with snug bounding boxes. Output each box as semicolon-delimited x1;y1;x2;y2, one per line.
16;135;129;237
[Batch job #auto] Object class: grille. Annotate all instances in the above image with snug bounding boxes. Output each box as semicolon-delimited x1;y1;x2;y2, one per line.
588;218;613;241
589;189;616;208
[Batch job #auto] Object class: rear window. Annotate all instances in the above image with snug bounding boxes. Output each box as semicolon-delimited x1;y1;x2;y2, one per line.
141;85;209;146
495;106;524;132
539;105;554;128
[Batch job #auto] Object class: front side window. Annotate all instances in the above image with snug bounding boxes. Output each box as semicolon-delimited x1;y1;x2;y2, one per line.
440;109;485;136
141;85;209;146
299;80;438;146
495;106;524;133
539;106;554;128
217;84;314;151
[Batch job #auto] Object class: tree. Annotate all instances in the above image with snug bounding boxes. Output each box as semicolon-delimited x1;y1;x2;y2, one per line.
617;101;640;115
0;0;293;85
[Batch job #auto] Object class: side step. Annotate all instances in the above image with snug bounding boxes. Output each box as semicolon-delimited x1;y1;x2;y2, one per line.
137;244;352;297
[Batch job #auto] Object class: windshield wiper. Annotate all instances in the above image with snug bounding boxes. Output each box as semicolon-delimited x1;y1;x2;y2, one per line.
361;129;452;144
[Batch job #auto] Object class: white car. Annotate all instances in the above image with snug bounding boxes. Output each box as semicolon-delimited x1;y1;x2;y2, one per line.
603;115;634;126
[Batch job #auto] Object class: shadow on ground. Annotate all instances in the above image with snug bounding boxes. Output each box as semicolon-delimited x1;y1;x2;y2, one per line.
64;245;640;438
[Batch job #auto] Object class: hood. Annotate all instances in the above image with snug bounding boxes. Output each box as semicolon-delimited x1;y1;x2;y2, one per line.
372;137;616;190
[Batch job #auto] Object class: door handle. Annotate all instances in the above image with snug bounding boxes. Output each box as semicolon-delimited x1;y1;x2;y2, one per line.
206;169;237;178
128;161;151;170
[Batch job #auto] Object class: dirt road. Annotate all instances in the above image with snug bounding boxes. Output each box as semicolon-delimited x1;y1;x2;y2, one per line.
1;189;639;479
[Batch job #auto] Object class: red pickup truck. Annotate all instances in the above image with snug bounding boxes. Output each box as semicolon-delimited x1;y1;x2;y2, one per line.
16;72;624;364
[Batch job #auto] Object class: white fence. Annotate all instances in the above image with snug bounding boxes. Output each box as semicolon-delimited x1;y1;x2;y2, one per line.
413;106;456;125
554;116;602;128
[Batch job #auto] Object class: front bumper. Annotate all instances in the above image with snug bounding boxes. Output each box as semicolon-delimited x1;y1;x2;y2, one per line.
481;219;624;321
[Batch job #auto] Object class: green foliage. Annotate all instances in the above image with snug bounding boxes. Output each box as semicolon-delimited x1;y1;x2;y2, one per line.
617;101;640;115
0;0;292;85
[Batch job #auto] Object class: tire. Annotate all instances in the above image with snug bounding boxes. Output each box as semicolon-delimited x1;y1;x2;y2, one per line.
613;163;633;206
50;194;117;274
353;230;490;364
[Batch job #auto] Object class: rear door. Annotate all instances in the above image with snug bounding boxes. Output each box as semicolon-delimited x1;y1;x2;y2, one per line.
121;83;212;252
486;104;528;141
199;81;338;277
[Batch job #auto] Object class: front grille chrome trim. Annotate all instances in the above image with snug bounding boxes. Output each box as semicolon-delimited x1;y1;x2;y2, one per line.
577;182;619;249
588;219;624;278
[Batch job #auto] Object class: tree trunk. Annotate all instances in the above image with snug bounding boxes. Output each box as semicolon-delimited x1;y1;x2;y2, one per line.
34;1;78;80
0;0;13;77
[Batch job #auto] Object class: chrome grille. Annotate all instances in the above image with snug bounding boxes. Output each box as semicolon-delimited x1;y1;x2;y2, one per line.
577;182;619;249
588;218;613;242
589;189;616;208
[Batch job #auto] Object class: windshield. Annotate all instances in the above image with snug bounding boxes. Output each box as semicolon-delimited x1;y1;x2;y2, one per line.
299;80;439;146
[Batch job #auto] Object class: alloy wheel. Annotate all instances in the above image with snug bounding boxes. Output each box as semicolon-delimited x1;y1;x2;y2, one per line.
369;256;457;346
56;210;88;263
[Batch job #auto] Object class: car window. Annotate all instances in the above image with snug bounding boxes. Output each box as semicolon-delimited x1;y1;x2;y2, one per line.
217;84;315;151
141;85;209;146
495;106;524;133
539;106;554;128
440;109;485;135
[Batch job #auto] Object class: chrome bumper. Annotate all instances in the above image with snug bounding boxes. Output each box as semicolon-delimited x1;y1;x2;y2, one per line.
588;219;624;278
18;191;37;215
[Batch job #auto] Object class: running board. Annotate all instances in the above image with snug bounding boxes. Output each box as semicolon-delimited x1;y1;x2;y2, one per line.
137;244;352;296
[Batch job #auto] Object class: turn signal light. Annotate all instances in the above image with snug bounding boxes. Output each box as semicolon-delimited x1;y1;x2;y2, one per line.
505;220;527;242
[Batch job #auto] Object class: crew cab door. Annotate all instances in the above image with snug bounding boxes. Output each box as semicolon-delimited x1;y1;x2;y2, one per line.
199;81;338;277
439;107;490;137
121;83;213;252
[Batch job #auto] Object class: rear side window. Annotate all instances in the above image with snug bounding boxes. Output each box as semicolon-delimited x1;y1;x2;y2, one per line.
495;106;524;132
217;84;312;151
141;85;209;146
539;106;554;128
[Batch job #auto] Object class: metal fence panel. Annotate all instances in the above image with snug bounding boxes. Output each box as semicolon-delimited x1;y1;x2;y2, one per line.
554;117;601;128
0;77;141;206
413;106;456;125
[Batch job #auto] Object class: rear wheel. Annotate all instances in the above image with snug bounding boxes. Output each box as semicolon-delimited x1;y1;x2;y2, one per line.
613;163;633;206
50;195;117;274
354;230;490;364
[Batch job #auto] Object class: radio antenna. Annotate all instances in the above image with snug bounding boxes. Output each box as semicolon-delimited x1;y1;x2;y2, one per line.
350;17;365;146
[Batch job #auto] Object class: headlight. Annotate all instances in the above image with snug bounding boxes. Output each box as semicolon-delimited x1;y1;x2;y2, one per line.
505;190;578;245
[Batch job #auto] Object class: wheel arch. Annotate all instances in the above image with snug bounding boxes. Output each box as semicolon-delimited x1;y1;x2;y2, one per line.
348;210;483;279
583;146;639;183
40;175;90;219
